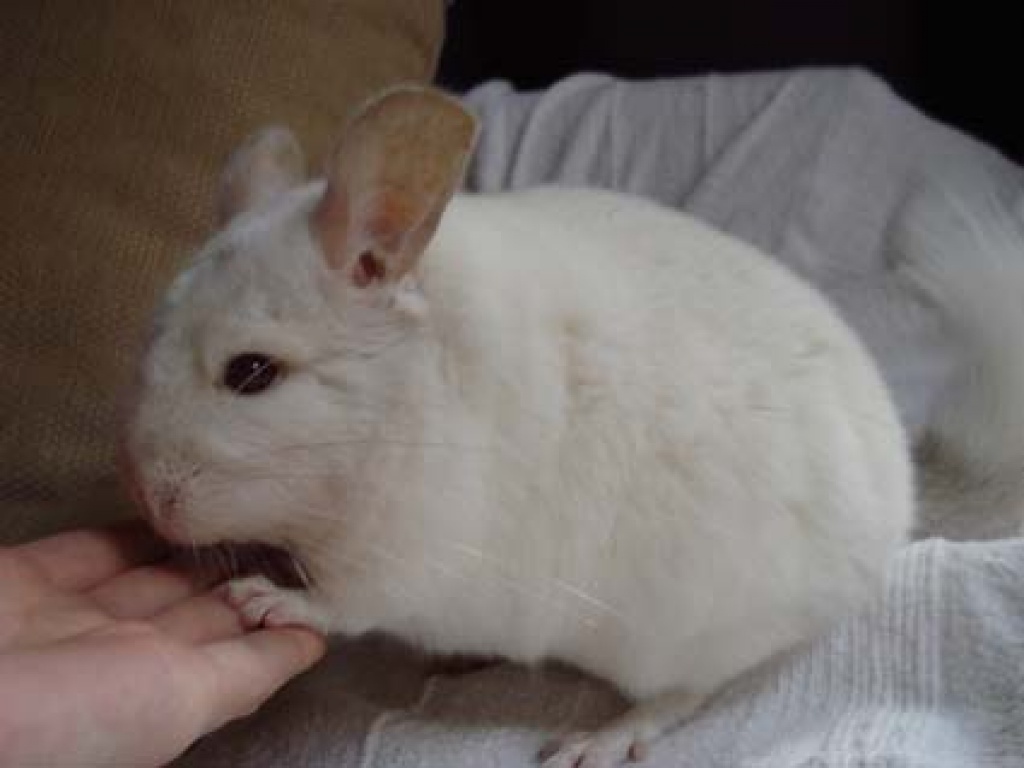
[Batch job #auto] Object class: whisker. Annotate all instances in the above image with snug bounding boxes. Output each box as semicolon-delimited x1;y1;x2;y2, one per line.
393;540;606;629
294;556;312;590
226;436;499;465
550;577;622;618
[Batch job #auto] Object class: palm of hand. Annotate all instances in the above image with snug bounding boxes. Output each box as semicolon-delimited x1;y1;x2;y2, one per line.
0;524;325;767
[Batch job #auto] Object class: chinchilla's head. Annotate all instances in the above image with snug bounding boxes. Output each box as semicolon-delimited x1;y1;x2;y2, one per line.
123;86;478;585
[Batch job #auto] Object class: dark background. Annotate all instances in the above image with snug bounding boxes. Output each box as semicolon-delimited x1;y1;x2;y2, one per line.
438;0;1022;163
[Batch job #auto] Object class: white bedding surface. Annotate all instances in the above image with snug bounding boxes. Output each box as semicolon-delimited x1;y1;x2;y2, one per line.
177;69;1024;768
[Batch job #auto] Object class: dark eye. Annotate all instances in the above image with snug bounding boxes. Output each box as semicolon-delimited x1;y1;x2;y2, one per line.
222;353;283;395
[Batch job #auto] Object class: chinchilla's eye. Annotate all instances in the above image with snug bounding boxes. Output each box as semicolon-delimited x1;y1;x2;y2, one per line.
222;353;283;395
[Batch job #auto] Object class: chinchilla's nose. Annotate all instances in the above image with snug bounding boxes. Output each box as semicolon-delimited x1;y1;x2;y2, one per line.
119;440;198;542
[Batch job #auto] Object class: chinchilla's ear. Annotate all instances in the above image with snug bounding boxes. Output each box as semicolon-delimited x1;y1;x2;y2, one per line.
311;85;478;288
218;126;306;226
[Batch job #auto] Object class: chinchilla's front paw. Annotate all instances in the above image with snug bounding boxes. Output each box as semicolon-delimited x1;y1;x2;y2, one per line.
222;575;328;631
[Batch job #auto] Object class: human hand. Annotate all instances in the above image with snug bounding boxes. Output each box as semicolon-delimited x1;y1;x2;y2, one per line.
0;523;326;767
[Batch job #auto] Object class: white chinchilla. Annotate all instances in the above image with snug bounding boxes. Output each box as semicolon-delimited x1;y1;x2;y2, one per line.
125;86;914;766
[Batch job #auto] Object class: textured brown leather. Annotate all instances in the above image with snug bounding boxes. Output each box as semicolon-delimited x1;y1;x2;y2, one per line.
0;0;444;543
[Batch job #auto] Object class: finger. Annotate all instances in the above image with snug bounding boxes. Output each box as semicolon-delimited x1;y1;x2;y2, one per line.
88;564;220;620
197;628;326;731
151;592;246;644
17;521;168;591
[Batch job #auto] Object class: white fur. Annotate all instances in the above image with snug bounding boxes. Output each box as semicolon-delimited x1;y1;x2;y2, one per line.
129;180;913;709
896;186;1024;539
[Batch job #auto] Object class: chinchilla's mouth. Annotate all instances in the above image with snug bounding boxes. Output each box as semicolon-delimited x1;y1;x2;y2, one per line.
180;541;312;590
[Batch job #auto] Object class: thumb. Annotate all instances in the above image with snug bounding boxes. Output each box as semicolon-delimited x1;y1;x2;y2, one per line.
197;627;327;732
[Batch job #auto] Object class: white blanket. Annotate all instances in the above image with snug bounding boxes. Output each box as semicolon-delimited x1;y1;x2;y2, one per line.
177;69;1024;768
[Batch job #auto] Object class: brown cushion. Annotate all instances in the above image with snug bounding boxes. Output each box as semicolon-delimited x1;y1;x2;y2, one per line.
0;0;445;544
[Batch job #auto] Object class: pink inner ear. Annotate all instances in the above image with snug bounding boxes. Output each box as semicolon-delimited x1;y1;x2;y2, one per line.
368;192;415;239
353;251;386;287
313;180;424;286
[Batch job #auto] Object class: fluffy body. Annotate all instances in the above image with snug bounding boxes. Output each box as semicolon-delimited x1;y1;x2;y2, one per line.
130;183;913;705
